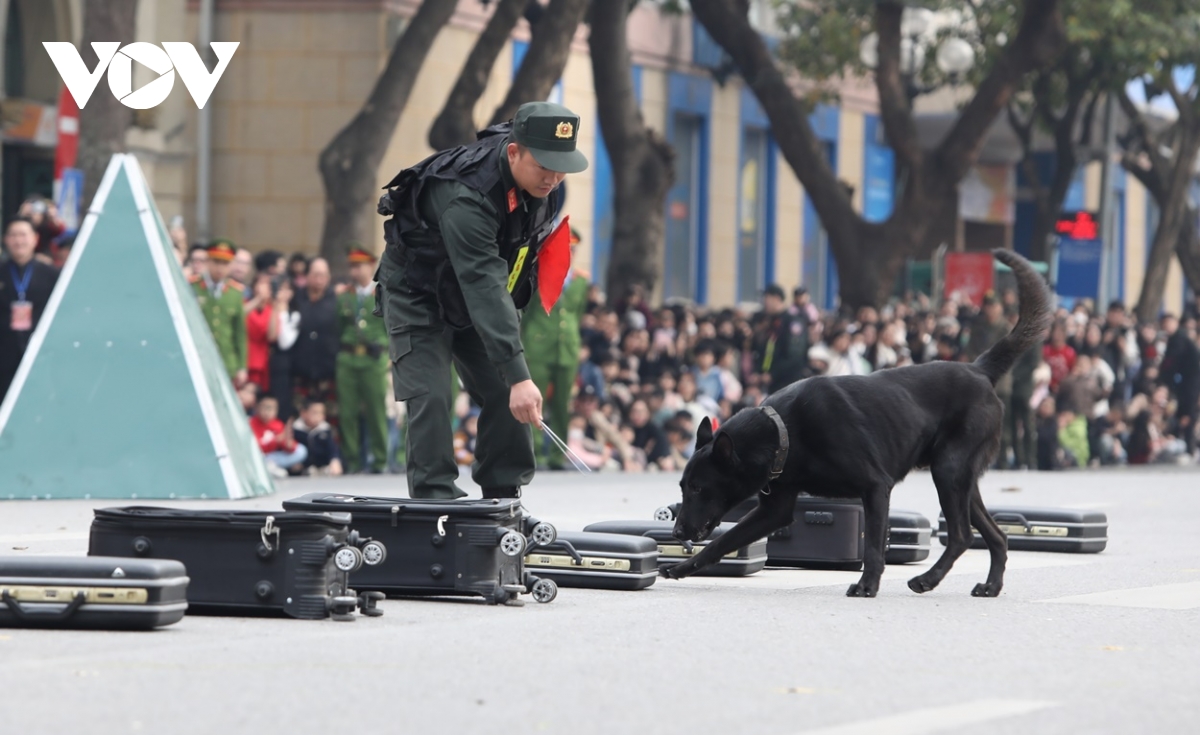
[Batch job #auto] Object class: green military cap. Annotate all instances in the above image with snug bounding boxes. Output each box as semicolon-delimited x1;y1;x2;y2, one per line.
512;101;589;174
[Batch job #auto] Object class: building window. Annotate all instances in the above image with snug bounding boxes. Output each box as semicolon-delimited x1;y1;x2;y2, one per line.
738;127;770;302
665;114;704;302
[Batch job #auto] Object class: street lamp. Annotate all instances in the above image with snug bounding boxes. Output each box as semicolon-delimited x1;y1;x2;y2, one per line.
858;8;976;101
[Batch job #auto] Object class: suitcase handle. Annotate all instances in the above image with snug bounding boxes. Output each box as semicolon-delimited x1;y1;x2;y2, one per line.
991;512;1030;529
2;590;87;623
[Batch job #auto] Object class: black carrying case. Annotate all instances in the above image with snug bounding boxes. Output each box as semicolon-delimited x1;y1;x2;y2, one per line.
281;493;560;605
524;531;658;590
937;506;1108;553
583;520;767;577
715;496;865;571
0;556;188;630
88;507;387;620
886;509;932;564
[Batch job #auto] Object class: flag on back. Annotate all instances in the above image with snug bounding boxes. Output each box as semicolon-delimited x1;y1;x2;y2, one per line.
538;215;572;314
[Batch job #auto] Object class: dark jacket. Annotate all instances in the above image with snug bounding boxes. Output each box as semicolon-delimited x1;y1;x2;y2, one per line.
0;258;59;400
290;289;340;383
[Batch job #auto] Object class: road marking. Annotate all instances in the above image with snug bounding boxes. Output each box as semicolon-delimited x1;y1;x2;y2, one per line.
678;550;1092;591
0;532;89;544
1039;581;1200;610
791;698;1058;735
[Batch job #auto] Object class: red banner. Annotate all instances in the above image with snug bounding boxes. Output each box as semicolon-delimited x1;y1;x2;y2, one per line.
54;85;80;182
943;252;994;307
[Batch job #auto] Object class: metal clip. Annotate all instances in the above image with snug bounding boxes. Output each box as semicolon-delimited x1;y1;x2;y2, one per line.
436;515;448;537
260;515;280;552
391;505;400;528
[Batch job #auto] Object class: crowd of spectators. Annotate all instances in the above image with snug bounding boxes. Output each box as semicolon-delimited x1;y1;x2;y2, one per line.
6;200;1199;477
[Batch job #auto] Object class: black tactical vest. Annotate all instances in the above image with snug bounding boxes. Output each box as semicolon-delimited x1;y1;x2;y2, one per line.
377;122;564;329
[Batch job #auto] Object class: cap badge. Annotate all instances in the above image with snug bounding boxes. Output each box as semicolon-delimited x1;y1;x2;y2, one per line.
554;121;574;139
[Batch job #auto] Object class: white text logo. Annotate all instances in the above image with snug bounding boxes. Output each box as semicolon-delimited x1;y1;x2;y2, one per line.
43;42;239;109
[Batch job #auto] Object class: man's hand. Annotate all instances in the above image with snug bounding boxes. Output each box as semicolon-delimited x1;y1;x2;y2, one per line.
509;380;543;426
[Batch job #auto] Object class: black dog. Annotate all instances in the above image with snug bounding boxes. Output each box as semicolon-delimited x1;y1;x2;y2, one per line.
662;249;1052;598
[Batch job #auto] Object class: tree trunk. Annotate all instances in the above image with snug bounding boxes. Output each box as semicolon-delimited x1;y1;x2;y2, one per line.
1135;133;1200;321
78;0;138;208
689;0;1066;311
429;0;530;151
318;0;458;270
1174;206;1200;297
489;0;589;125
590;0;675;302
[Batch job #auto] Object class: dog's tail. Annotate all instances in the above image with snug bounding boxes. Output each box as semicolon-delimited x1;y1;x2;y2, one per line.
974;249;1053;386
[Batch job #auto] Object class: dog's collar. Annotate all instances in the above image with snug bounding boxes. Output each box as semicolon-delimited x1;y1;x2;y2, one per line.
761;405;789;480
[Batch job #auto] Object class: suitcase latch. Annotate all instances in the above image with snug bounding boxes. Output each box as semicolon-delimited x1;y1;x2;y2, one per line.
436;515;448;537
804;511;834;525
261;515;280;552
391;506;400;528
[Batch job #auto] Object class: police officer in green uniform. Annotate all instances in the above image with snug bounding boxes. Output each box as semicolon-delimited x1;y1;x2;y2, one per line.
521;228;589;470
336;245;390;474
376;101;588;499
191;240;248;385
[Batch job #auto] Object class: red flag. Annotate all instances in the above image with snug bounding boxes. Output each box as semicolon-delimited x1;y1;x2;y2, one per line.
538;215;572;314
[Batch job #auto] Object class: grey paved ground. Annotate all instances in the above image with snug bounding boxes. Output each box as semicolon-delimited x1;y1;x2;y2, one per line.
2;467;1198;735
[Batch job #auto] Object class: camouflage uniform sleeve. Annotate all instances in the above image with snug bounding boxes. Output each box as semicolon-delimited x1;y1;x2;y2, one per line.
425;179;530;386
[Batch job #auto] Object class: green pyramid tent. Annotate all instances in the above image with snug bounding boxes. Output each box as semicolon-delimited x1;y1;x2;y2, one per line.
0;154;274;500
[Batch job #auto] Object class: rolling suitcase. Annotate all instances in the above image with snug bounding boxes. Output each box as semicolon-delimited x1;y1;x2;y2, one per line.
583;520;767;577
88;507;388;620
720;497;865;571
524;531;658;590
886;509;932;564
0;556;188;630
937;506;1108;553
281;493;561;605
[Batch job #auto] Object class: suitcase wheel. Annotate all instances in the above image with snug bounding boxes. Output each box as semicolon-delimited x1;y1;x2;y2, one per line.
529;522;557;548
328;595;358;621
334;546;365;573
499;531;527;557
654;506;675;522
358;591;385;618
530;578;558;604
361;541;387;566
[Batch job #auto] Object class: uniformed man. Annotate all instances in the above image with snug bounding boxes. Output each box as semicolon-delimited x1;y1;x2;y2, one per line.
522;228;589;470
336;245;390;474
377;101;588;499
967;292;1014;467
191;240;248;385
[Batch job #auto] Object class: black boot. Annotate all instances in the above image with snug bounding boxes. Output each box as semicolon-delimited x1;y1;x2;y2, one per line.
481;486;521;499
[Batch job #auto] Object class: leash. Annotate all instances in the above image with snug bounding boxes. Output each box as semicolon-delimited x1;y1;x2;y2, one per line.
540;423;593;473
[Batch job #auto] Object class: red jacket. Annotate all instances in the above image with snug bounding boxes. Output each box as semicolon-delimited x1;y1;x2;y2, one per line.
250;416;295;454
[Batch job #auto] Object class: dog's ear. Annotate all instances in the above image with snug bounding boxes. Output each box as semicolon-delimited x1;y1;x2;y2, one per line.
696;417;714;449
712;431;739;469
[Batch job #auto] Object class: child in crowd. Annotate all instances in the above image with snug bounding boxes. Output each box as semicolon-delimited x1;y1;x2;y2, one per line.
292;400;342;476
250;396;307;478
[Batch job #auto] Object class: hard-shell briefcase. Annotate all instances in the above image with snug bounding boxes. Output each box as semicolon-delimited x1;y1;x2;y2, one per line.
281;493;560;605
88;507;387;620
937;506;1108;553
0;556;188;630
718;496;865;571
524;531;658;590
583;520;767;577
886;509;932;564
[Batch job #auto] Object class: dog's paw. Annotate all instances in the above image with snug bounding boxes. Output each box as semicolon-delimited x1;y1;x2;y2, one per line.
907;576;937;594
659;563;686;580
971;582;1002;598
845;583;878;598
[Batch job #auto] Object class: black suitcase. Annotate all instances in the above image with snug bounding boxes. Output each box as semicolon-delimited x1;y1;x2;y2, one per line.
88;507;388;620
937;506;1108;553
720;497;865;571
524;531;658;590
281;493;561;605
583;520;767;577
886;509;932;564
0;556;188;630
